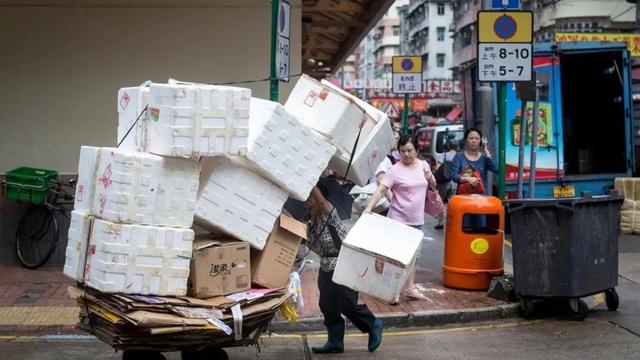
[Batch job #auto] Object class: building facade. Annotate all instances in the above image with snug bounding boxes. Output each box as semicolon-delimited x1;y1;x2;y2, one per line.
450;0;636;126
400;0;454;80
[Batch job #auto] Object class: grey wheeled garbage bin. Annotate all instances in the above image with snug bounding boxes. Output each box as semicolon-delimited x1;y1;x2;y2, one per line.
505;191;624;320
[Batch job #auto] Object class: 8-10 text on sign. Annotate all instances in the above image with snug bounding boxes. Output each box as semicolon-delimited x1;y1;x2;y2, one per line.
478;43;532;82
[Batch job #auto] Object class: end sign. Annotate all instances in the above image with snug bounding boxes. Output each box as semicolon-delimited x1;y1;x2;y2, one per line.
392;56;422;94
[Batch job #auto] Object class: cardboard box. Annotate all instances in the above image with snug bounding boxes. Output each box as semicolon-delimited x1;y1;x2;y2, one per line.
251;214;307;288
332;213;423;303
188;238;251;298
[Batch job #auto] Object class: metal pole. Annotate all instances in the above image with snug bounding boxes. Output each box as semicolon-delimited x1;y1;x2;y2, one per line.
498;82;507;200
516;100;527;198
269;0;279;102
402;94;410;135
528;80;540;198
477;84;494;195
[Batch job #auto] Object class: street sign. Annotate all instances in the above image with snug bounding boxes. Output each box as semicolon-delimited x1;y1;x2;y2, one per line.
478;43;532;81
392;56;422;94
276;0;290;82
478;11;533;43
491;0;520;10
383;102;400;118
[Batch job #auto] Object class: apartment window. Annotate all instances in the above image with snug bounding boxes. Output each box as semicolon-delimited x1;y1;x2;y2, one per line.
437;3;445;15
393;25;400;36
437;27;446;41
437;53;445;68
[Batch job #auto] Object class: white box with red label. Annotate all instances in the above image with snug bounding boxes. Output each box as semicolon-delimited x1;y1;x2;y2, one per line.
321;80;396;186
117;85;149;151
75;147;200;228
63;210;94;282
332;213;423;303
284;75;367;155
84;218;194;296
144;83;251;158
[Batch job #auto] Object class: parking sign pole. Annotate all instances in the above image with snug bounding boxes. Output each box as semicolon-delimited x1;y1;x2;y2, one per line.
269;0;279;101
402;94;410;135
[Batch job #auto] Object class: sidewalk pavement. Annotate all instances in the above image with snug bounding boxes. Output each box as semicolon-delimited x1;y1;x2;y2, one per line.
0;214;517;336
3;218;639;336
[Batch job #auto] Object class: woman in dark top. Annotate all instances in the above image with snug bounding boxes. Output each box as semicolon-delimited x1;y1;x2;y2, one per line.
451;128;498;195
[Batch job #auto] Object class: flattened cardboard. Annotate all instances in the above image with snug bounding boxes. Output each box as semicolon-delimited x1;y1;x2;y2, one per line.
251;214;306;288
188;238;251;299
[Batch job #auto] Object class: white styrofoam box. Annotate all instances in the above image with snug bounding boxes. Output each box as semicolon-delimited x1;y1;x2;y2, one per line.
117;86;149;151
195;156;288;250
63;211;94;282
74;146;100;213
144;83;251;157
238;98;336;200
332;213;423;303
94;147;200;228
328;114;395;186
84;218;194;296
321;78;390;126
284;75;368;155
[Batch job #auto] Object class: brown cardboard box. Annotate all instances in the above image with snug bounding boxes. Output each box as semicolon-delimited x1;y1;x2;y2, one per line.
251;214;307;288
188;238;251;299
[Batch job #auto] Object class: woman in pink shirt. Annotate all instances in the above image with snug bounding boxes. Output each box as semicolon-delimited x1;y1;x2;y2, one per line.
364;135;437;300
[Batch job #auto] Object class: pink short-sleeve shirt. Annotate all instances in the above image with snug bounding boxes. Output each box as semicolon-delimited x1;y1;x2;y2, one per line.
381;160;428;226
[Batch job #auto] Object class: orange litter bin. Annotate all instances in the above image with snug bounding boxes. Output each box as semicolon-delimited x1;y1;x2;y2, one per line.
442;195;504;290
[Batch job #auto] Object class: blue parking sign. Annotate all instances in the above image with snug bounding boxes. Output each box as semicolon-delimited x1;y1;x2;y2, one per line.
491;0;520;9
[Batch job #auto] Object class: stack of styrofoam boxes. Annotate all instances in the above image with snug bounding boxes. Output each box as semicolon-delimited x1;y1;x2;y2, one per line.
65;81;260;296
615;178;640;234
118;80;335;255
63;146;200;296
284;75;395;186
194;97;337;250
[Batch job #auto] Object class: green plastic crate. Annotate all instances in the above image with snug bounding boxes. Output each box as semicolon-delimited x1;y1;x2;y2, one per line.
3;167;58;205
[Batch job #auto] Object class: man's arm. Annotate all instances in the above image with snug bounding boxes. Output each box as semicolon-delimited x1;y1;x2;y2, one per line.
310;186;333;216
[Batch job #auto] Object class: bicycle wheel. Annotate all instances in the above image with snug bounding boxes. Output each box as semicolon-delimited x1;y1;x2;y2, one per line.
15;205;59;269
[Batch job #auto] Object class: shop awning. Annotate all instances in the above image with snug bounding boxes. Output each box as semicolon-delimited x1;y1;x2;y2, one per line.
302;0;396;79
446;105;463;121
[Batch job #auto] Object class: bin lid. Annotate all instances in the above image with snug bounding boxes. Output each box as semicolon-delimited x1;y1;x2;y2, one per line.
343;213;423;266
504;192;624;211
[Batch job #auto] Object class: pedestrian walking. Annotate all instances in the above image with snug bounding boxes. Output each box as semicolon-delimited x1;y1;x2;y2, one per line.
363;134;438;301
304;185;383;354
451;128;497;195
433;138;459;229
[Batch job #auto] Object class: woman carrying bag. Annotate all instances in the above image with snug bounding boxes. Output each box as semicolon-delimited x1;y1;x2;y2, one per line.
451;128;497;195
364;134;443;301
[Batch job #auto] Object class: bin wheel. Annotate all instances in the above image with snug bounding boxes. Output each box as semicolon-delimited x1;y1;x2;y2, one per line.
567;299;589;321
519;298;535;319
181;348;228;360
605;288;619;311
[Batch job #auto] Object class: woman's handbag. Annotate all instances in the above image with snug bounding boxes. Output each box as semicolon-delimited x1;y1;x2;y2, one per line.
424;185;445;218
422;161;445;217
457;158;485;195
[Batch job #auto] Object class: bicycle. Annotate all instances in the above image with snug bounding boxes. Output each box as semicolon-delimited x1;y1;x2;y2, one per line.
2;167;76;269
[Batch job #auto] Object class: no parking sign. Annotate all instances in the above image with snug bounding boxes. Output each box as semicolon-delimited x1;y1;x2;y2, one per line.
477;10;533;82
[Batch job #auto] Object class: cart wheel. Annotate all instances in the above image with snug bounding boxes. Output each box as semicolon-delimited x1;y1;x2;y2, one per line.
519;298;535;319
181;348;228;360
567;299;589;321
605;288;619;311
122;350;166;360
